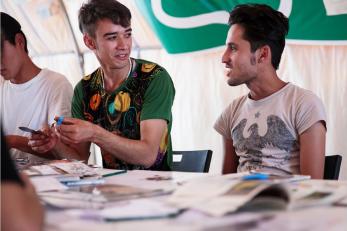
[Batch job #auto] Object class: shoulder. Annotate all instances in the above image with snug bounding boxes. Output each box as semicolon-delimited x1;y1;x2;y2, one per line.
135;59;171;78
286;83;323;105
41;69;72;88
42;69;69;82
228;94;248;113
219;94;248;121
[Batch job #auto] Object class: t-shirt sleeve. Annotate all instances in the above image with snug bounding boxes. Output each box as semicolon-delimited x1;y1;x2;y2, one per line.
1;131;23;185
296;92;327;135
71;81;85;120
48;76;73;124
140;68;175;123
214;104;232;139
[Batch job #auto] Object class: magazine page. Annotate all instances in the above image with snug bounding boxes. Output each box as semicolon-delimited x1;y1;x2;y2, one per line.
39;183;172;209
168;175;290;216
289;180;347;209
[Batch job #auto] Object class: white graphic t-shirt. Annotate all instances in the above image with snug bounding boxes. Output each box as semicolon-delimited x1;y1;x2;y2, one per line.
214;83;326;175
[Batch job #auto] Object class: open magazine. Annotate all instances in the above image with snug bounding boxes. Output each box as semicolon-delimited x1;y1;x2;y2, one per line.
39;183;172;209
167;174;347;216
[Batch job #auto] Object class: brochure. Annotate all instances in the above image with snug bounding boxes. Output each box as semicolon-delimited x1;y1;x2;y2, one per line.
168;174;347;216
39;183;172;209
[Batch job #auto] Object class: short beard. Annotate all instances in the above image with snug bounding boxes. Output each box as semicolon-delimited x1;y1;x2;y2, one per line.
250;55;256;65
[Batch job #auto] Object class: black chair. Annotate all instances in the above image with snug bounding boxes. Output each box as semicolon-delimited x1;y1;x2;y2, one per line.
171;150;212;173
324;155;342;180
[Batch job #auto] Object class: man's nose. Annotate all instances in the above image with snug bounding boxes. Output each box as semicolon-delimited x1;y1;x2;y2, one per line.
117;37;127;49
221;50;230;64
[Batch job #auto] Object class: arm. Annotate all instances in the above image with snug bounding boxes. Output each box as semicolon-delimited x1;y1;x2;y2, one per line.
222;137;239;174
58;117;167;168
299;121;326;179
28;125;88;161
1;174;44;231
6;134;56;160
1;133;44;231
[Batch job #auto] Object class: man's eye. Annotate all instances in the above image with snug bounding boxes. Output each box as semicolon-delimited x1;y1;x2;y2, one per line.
107;36;117;40
125;33;132;38
230;45;236;51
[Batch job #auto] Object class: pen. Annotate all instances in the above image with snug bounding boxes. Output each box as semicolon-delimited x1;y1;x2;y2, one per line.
102;170;127;178
65;178;105;186
242;173;269;181
56;116;64;126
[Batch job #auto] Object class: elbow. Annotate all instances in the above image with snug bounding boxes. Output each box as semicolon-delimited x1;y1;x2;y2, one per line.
142;149;159;169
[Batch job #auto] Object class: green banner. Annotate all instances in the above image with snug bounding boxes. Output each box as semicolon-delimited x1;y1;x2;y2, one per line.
135;0;347;54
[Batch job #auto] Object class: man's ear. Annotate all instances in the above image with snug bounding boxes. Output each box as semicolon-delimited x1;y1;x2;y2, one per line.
83;34;96;50
257;45;270;64
15;33;25;50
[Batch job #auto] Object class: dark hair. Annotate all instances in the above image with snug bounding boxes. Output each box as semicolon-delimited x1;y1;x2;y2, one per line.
78;0;131;37
228;4;289;69
1;12;28;53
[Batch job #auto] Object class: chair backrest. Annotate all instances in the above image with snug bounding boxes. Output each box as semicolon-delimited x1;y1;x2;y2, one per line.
324;155;342;180
172;150;212;173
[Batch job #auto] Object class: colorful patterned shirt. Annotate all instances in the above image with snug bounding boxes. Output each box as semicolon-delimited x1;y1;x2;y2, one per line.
72;58;175;170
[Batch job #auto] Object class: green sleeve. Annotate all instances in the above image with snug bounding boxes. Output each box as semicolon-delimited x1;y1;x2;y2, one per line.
71;81;85;120
140;68;175;123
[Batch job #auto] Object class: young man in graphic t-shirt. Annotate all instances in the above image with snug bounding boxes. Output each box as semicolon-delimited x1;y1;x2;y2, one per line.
30;0;175;171
214;4;326;178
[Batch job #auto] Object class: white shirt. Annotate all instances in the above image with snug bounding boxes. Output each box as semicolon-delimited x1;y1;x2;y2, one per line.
1;68;73;164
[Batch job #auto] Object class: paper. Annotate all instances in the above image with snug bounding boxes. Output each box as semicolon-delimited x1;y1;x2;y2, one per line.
168;175;290;216
31;176;68;192
31;165;62;175
99;198;180;221
50;162;97;176
39;183;170;209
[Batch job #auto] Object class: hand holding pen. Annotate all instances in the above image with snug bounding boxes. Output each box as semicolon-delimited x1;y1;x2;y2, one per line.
27;116;64;154
54;116;97;145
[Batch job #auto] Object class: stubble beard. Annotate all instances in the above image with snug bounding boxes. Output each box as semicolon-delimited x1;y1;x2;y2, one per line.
227;55;257;87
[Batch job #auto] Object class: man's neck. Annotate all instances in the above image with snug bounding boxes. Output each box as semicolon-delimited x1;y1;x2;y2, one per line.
12;58;41;84
247;70;287;101
101;60;132;93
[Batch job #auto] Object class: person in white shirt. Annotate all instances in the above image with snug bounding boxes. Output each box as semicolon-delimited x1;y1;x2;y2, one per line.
214;4;326;179
0;12;73;166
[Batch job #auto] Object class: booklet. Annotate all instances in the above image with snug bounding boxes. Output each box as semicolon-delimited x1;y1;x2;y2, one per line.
66;198;182;222
168;175;347;217
24;161;126;179
39;183;172;209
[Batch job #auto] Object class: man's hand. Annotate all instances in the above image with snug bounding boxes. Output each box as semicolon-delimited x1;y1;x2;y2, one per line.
56;117;96;144
28;125;58;153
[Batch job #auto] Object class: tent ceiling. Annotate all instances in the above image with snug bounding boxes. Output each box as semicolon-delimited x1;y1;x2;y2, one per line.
0;0;162;57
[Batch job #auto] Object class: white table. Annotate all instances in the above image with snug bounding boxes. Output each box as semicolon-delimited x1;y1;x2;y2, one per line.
44;170;347;231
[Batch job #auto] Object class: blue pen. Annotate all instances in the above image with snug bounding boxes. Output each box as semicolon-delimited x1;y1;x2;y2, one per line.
65;178;105;186
56;116;64;126
242;173;269;181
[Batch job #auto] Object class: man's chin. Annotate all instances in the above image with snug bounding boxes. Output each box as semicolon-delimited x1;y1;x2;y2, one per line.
227;78;241;86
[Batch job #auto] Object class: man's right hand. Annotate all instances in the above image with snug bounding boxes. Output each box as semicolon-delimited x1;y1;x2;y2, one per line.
28;126;58;153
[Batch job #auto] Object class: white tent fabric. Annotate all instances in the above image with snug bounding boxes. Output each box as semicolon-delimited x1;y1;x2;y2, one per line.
1;0;346;179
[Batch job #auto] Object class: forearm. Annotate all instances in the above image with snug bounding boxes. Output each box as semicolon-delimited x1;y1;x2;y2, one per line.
52;140;89;161
92;126;157;168
6;135;56;160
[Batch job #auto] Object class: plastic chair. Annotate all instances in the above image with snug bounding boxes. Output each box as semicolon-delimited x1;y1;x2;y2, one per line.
171;150;212;173
324;155;342;180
